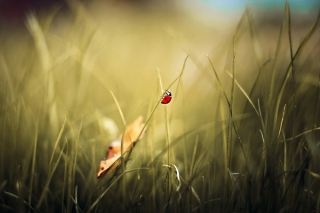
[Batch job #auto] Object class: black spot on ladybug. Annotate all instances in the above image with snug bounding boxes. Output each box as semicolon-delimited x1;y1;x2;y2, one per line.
161;90;172;104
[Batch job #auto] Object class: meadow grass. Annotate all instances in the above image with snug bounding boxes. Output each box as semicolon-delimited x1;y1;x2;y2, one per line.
0;1;320;212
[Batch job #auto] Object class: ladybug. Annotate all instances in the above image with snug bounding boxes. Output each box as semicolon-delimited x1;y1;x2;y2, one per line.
161;90;172;104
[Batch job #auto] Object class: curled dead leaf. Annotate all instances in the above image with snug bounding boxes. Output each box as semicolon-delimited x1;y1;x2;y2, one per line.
97;116;146;178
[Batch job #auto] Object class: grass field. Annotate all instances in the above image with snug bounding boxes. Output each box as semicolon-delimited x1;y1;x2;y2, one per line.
1;1;320;212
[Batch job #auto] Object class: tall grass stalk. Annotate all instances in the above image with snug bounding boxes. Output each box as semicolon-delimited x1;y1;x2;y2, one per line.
49;113;67;167
62;138;68;213
26;13;58;135
72;116;83;209
157;68;171;165
286;2;297;144
266;3;289;131
228;35;236;169
272;8;320;137
157;67;172;203
35;135;68;211
87;168;149;213
109;90;128;203
27;120;38;213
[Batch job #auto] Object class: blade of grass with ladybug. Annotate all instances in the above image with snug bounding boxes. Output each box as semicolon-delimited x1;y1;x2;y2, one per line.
97;55;189;179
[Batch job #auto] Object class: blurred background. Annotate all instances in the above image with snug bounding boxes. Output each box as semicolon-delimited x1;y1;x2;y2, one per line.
0;0;320;212
1;0;318;125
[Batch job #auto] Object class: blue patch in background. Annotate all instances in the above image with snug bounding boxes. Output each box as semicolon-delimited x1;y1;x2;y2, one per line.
201;0;320;10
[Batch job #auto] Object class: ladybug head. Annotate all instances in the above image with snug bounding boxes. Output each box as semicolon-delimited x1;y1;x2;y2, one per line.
165;90;172;97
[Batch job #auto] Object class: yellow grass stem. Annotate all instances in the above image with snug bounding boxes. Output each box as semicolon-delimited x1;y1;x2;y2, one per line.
28;121;38;213
190;135;199;178
279;127;320;143
26;13;58;134
87;168;149;213
157;67;171;165
109;90;129;155
35;138;68;210
278;105;287;140
62;137;68;213
226;71;259;116
109;90;129;201
272;9;320;137
49;113;67;166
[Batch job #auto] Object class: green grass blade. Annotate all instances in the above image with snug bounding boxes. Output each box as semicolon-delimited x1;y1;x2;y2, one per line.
49;113;67;166
273;9;320;136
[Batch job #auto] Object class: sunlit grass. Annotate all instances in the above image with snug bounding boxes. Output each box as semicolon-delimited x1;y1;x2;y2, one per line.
0;1;320;212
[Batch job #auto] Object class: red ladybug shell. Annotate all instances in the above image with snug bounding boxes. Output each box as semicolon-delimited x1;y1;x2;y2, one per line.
161;90;172;104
